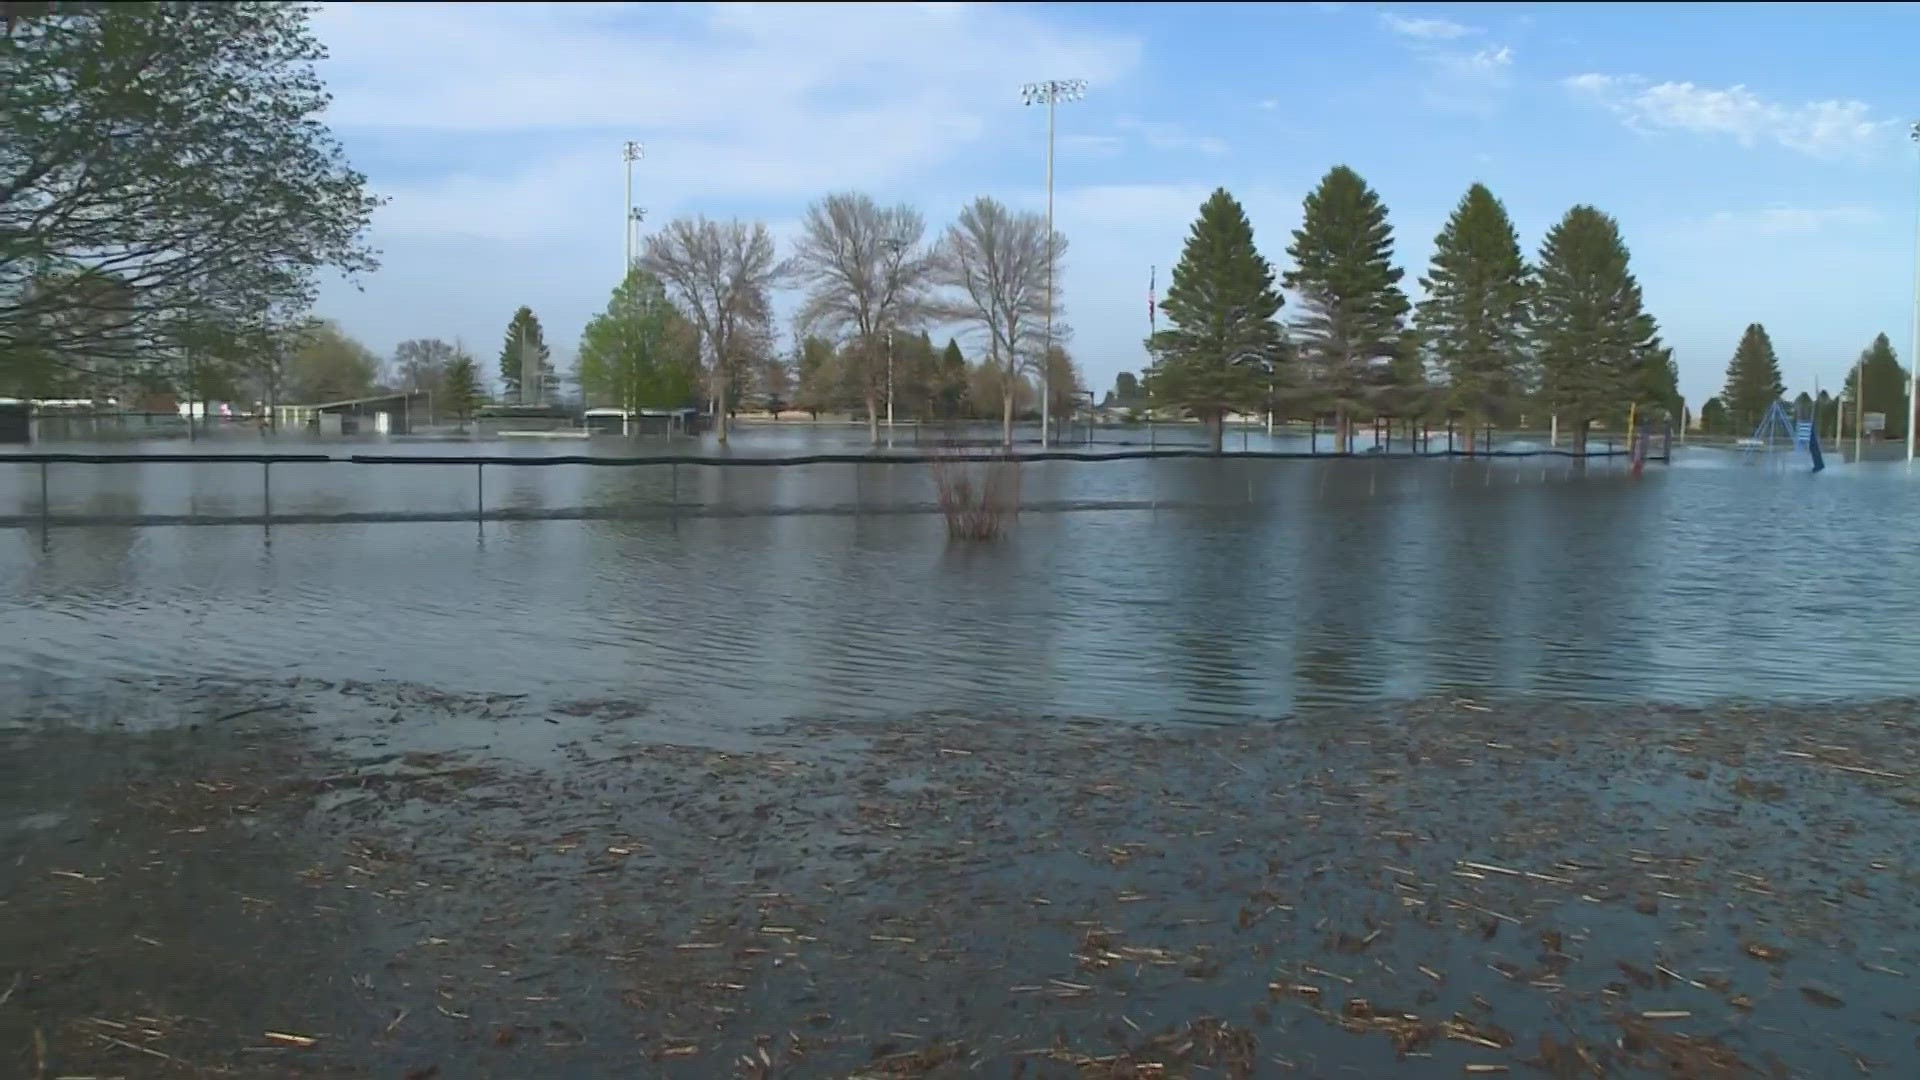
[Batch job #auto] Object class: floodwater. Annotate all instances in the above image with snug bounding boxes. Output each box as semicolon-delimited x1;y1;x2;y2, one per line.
1;427;1912;724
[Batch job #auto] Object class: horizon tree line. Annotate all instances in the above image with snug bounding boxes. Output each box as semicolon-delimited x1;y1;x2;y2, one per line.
1139;170;1679;454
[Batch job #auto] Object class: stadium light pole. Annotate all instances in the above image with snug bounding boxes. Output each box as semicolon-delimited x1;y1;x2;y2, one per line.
1022;77;1086;448
881;238;905;446
622;141;644;270
1908;122;1919;463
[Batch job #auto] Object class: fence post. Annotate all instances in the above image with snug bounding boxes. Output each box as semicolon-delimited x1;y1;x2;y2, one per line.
40;460;50;530
475;463;484;523
262;461;271;524
670;462;678;519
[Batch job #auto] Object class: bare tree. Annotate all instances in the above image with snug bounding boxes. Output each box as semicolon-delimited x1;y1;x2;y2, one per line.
936;197;1065;447
786;193;941;445
639;217;780;444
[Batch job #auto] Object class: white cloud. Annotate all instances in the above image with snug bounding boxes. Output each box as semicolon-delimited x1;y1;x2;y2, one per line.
1422;46;1515;113
1564;74;1895;161
305;2;1144;366
1380;12;1475;40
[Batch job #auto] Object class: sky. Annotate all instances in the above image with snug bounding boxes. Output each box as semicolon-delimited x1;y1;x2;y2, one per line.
309;1;1920;410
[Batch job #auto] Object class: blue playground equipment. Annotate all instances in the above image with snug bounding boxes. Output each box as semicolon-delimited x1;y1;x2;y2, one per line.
1743;400;1823;472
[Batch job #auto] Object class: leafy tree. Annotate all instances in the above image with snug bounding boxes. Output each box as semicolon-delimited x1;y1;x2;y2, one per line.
393;338;458;397
1720;323;1784;432
285;320;379;403
1043;344;1085;423
575;268;697;416
441;344;484;429
1531;206;1661;454
1842;333;1910;439
640;217;782;443
1113;371;1141;405
939;196;1064;445
1284;167;1410;452
1700;396;1727;435
1145;188;1285;452
1;2;380;382
794;335;842;419
497;306;555;405
1416;183;1531;438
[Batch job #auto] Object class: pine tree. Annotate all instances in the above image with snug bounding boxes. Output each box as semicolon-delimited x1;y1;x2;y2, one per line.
1720;323;1784;433
1700;396;1727;435
939;338;968;418
1415;184;1531;441
497;306;556;405
1842;333;1910;439
441;346;485;429
1284;166;1410;453
1531;206;1660;454
1145;188;1285;452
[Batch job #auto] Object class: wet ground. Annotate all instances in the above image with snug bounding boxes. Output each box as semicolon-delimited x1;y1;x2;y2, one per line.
6;679;1919;1078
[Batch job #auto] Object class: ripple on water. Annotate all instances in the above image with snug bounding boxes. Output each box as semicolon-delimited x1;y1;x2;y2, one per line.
4;450;1920;724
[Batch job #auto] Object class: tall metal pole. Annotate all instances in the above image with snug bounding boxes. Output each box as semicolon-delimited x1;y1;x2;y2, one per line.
622;141;644;274
1043;93;1055;449
1023;78;1084;449
1907;122;1920;462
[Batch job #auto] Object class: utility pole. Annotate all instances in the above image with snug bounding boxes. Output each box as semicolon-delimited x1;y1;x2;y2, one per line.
1023;77;1085;448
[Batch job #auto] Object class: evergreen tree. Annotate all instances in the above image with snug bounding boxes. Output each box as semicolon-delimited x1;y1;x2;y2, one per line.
1144;188;1285;452
1842;333;1910;439
441;345;485;429
1700;396;1727;435
938;338;968;418
1283;167;1410;453
1637;340;1682;427
1531;206;1660;453
1720;323;1784;432
497;306;556;405
1113;371;1141;404
1415;184;1531;438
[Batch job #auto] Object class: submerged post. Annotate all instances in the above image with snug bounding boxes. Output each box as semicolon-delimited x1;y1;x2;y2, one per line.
475;463;483;523
263;461;271;524
40;460;49;530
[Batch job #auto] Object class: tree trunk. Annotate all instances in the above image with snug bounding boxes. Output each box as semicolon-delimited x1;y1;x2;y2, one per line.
1001;384;1014;448
1334;406;1348;454
1572;420;1588;457
715;374;729;445
866;393;879;445
1206;410;1224;453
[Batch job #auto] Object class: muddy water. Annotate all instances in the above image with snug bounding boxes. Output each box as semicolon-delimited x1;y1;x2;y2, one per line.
3;440;1917;724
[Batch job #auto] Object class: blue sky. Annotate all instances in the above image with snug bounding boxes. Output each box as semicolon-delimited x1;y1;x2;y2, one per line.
310;1;1920;411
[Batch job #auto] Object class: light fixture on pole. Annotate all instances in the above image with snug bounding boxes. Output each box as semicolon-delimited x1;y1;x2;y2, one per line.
1022;77;1086;448
623;141;644;270
1907;121;1919;463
